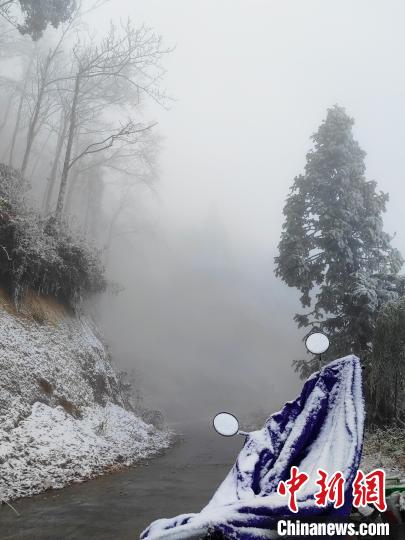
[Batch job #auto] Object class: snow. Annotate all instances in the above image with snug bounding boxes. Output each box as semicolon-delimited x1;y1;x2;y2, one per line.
0;295;171;502
0;402;169;501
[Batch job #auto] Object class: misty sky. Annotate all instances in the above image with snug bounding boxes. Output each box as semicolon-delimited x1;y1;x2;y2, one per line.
96;1;405;421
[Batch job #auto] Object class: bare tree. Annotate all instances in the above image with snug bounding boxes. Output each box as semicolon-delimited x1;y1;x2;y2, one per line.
0;79;16;135
0;99;13;152
19;3;90;175
8;53;31;166
101;132;159;263
20;32;67;174
53;20;169;221
42;102;69;212
0;20;34;161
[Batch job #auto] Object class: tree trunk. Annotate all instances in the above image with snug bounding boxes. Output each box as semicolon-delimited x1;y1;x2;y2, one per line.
43;111;68;214
83;179;92;238
8;61;31;168
104;214;117;268
21;53;53;175
64;167;80;213
54;73;80;221
0;93;14;134
21;85;44;175
28;129;52;182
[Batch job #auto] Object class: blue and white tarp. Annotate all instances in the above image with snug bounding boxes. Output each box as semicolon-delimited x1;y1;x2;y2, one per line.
141;355;365;539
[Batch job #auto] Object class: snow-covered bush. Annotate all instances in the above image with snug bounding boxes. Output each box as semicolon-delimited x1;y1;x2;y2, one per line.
362;427;405;474
0;164;106;308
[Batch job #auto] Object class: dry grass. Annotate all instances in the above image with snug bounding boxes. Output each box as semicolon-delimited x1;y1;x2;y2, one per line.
0;287;16;315
22;290;68;325
37;378;54;395
0;287;67;325
57;397;82;419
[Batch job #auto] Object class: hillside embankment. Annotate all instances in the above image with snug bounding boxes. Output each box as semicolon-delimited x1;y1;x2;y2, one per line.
0;290;170;502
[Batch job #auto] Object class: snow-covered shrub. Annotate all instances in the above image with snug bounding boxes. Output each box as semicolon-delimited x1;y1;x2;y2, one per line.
362;427;405;474
0;164;106;308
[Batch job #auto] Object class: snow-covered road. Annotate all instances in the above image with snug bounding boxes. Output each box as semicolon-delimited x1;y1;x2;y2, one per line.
0;421;242;539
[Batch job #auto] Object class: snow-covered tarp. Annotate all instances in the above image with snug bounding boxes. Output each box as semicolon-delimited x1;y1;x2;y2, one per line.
141;355;364;539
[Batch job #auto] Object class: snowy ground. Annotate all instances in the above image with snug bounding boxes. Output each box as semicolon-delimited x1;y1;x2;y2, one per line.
0;292;171;502
0;402;170;502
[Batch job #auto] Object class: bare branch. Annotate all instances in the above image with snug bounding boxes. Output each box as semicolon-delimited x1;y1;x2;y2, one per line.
69;120;157;169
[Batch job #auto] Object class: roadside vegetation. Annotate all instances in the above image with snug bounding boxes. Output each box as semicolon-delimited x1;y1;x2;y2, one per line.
0;163;105;308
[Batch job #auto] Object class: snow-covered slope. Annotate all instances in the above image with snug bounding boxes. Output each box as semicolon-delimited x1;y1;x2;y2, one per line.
0;290;170;502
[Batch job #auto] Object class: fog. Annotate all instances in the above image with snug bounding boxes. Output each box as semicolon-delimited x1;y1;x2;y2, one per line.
90;1;405;421
3;1;405;423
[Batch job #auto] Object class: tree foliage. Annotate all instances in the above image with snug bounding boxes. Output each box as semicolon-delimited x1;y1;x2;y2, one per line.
275;105;403;375
0;163;105;308
0;0;76;40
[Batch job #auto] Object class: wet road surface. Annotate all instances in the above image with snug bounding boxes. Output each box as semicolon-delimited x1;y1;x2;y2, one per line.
0;422;242;540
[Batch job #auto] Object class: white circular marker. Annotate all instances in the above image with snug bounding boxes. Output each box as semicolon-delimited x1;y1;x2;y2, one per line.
213;412;239;437
305;332;330;355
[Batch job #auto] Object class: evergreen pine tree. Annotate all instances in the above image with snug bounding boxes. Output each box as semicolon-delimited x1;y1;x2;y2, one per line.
275;105;403;376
